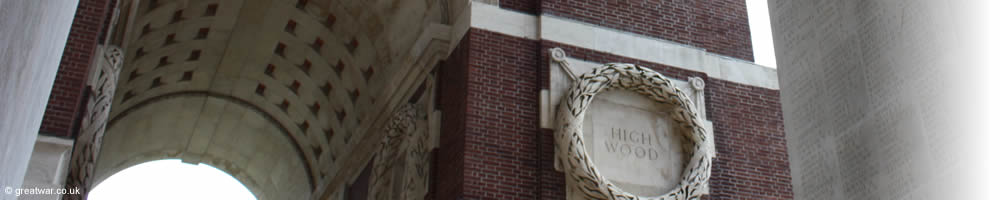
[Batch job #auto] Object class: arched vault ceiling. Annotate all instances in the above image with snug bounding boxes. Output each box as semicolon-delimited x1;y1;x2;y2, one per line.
101;0;453;198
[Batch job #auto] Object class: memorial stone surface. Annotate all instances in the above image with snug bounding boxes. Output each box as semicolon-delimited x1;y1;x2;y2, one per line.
770;0;977;199
583;90;689;197
0;1;79;197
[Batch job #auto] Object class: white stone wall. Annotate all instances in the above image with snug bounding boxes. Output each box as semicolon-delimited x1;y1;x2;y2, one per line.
0;1;79;200
770;0;989;199
19;136;74;200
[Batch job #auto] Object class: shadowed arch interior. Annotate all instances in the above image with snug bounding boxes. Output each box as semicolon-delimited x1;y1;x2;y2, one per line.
96;93;313;199
104;90;315;189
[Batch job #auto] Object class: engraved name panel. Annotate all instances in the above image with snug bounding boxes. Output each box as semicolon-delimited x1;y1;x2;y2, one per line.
583;90;688;197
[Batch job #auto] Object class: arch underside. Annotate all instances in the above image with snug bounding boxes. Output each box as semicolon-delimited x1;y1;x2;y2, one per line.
92;0;453;199
96;93;312;199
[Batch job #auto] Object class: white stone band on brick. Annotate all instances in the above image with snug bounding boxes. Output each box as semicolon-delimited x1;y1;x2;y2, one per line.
467;1;778;90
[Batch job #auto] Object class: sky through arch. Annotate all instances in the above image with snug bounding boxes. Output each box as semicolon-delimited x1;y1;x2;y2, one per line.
88;159;256;200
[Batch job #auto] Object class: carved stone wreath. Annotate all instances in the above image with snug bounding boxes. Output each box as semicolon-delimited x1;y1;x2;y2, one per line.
556;64;712;200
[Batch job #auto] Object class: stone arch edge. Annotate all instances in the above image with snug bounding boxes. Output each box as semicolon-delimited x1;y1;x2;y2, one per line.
104;90;317;190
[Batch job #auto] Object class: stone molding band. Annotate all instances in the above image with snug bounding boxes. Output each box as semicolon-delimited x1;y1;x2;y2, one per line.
467;1;779;90
556;64;712;199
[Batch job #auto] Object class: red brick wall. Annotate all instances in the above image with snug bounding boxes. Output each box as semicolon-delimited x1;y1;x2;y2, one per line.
537;128;565;200
431;32;791;199
40;0;111;137
540;0;754;61
542;40;792;199
433;34;470;200
462;29;542;199
703;78;793;199
432;29;558;199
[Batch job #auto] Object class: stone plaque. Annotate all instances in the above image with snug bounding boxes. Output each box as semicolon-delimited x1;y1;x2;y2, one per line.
583;90;689;197
549;50;712;200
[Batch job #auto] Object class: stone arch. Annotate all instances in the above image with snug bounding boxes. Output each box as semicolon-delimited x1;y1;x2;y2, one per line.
88;0;453;198
104;90;315;187
95;93;313;199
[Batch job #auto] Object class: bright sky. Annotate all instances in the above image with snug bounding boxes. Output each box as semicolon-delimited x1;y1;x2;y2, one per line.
88;159;256;200
746;0;777;68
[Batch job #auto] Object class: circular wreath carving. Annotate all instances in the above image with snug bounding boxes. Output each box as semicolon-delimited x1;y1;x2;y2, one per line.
556;64;711;200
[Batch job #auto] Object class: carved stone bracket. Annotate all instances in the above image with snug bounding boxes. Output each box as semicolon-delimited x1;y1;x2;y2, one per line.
688;77;705;120
64;45;124;199
368;104;432;200
555;63;712;199
550;48;578;82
